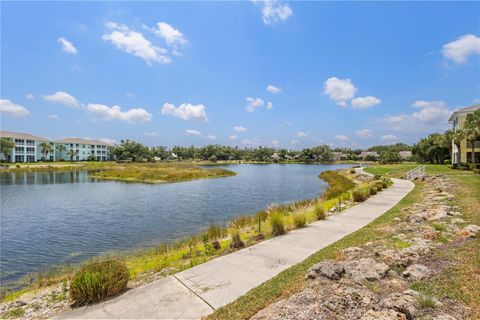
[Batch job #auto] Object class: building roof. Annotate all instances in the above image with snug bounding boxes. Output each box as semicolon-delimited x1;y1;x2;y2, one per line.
0;130;50;141
449;104;480;121
56;137;113;146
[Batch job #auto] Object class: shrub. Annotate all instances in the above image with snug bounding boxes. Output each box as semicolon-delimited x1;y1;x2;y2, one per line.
375;182;383;191
443;159;451;165
293;213;307;228
270;213;285;237
352;189;368;202
349;169;355;174
69;259;129;306
314;205;325;220
369;186;377;196
474;169;480;174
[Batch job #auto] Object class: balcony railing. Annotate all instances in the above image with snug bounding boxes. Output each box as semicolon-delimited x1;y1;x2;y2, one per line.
466;141;480;149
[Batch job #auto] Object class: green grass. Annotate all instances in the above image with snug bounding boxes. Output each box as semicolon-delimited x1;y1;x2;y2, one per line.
207;177;423;320
0;307;25;319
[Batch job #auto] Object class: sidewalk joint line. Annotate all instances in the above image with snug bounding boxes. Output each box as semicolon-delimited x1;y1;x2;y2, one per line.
173;274;217;311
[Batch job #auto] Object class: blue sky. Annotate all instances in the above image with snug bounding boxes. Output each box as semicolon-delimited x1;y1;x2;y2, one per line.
1;1;479;149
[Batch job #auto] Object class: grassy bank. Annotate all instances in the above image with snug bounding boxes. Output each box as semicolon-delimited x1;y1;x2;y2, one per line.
1;169;384;305
207;164;480;320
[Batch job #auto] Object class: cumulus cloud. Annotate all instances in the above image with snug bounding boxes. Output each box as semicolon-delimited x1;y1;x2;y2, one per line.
334;134;349;142
57;37;78;54
0;99;30;117
205;135;217;140
351;96;381;109
86;103;152;123
185;129;202;136
255;0;293;25
234;126;247;132
246;97;264;112
442;34;480;64
99;138;118;145
144;132;159;136
266;102;273;110
103;22;170;64
296;131;308;137
48;114;59;120
410;100;451;124
43;91;81;108
161;102;208;121
266;85;282;94
149;22;187;55
355;129;372;138
381;134;399;142
229;135;238;140
323;77;357;106
26;93;34;100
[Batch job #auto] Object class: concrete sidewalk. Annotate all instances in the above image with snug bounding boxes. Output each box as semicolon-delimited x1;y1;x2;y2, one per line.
58;176;414;320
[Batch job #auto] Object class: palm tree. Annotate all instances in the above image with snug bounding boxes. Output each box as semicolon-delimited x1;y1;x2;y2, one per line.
67;149;76;162
38;142;53;161
56;144;66;161
464;110;480;163
452;129;466;166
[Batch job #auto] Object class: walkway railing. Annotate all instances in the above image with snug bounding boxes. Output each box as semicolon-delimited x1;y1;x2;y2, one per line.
405;165;425;180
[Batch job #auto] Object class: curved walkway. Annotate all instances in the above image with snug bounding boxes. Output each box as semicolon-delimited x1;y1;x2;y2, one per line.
58;173;414;320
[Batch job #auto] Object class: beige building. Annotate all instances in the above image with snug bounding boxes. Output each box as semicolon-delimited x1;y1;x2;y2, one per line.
449;104;480;164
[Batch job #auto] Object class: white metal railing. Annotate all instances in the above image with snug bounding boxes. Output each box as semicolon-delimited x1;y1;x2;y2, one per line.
405;165;425;180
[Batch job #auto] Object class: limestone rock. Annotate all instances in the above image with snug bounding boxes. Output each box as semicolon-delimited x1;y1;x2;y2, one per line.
457;224;480;238
307;260;345;280
403;264;430;281
380;291;418;320
344;258;389;282
361;309;407;320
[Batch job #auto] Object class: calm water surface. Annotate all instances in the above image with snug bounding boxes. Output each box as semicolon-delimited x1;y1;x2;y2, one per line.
0;164;351;284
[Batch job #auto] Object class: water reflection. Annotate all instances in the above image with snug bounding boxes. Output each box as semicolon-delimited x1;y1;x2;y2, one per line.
0;170;93;185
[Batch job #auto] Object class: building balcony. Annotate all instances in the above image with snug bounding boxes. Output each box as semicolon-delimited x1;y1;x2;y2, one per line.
466;141;480;149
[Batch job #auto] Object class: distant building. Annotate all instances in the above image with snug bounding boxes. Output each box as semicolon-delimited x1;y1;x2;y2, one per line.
56;138;112;161
0;131;112;163
0;131;55;162
359;151;379;160
399;150;413;160
449;104;480;164
271;152;280;160
332;152;348;161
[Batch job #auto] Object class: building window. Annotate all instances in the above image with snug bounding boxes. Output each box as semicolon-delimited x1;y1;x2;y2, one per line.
26;140;34;146
15;155;25;162
26;155;35;162
15;139;24;144
15;147;25;152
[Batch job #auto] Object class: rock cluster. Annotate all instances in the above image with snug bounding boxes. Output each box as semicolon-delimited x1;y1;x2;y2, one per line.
252;175;477;320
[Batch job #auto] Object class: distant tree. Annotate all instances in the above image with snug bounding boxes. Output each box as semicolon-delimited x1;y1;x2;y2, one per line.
464;110;480;163
380;151;401;164
0;138;15;161
67;149;76;162
412;133;450;164
38;142;53;161
56;144;66;161
112;140;152;161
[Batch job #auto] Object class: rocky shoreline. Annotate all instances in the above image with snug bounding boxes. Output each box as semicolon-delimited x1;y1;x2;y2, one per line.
252;175;479;320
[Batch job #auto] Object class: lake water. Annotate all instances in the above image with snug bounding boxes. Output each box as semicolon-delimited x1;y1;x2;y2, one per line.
0;164;351;285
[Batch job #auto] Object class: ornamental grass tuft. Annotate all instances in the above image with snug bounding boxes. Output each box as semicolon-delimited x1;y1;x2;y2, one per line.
270;213;285;237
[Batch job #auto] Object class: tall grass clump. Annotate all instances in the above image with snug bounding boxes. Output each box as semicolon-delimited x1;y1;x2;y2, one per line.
255;211;268;233
352;189;368;202
293;213;307;228
314;205;325;220
319;171;355;200
69;259;129;306
229;229;245;249
270;213;285;237
369;186;377;196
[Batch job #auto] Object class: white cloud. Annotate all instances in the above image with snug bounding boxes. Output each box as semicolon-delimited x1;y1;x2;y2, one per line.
442;34;480;64
0;99;30;117
103;22;170;64
410;100;451;124
266;85;282;94
57;37;78;54
254;0;293;25
144;132;159;136
290;139;299;145
351;96;381;109
234;126;247;132
271;140;280;147
355;129;372;138
99;138;117;145
246;97;264;112
205;135;217;140
323;77;357;105
48;114;59;120
161;102;208;121
266;102;273;110
229;135;238;140
381;134;399;142
185;129;202;136
149;22;187;55
26;93;34;100
296;131;308;137
43;91;81;108
334;134;349;142
86;103;152;123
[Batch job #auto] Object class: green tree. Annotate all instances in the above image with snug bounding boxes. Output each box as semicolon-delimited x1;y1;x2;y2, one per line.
380;151;401;164
67;149;76;162
56;144;66;161
464;110;480;163
38;142;53;161
452;129;466;165
0;137;15;161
